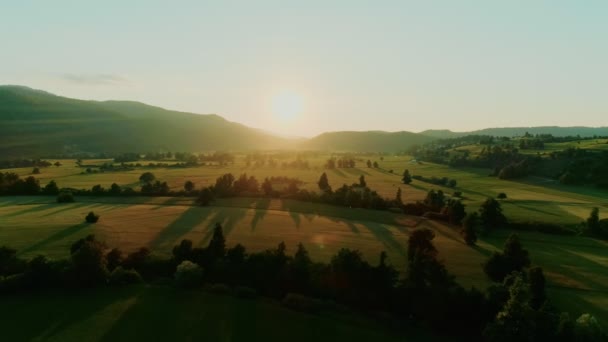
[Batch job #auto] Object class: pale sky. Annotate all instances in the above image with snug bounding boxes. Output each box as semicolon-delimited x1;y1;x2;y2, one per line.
1;1;607;137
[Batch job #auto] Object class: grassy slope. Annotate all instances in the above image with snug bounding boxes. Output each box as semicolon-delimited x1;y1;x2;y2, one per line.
0;285;424;342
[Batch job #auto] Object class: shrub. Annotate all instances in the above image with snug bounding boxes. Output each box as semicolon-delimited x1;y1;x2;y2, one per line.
57;191;75;203
85;211;99;223
497;192;507;199
174;260;203;288
109;267;143;286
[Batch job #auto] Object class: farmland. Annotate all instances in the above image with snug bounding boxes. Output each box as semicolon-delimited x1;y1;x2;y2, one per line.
1;154;608;334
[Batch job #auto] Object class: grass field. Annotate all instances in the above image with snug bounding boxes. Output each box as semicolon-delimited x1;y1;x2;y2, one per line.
0;285;429;342
1;195;607;325
5;156;608;226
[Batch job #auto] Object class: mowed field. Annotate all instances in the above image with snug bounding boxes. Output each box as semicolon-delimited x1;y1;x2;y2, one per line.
1;194;607;324
5;156;608;226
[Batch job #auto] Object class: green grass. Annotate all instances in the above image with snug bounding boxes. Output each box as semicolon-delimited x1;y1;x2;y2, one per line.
1;196;607;324
0;285;427;342
6;156;608;226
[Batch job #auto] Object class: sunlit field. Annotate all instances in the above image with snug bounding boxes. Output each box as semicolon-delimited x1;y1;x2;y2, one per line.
1;193;607;324
5;156;608;226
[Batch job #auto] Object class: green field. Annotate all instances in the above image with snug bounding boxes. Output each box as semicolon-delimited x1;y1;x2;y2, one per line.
5;156;608;226
1;195;607;324
2;156;608;332
0;285;428;342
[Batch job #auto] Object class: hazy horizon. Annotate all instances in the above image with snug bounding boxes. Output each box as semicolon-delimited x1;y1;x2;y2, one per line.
2;1;607;136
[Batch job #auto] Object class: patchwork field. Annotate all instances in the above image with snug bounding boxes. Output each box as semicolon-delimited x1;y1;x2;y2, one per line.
1;195;607;324
5;156;608;227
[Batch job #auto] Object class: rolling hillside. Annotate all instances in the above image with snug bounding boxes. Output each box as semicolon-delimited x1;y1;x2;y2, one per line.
0;86;291;157
420;126;608;139
304;131;434;152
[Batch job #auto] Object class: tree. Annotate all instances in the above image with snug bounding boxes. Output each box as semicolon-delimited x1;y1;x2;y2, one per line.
461;212;478;245
139;172;156;184
497;192;507;199
106;248;123;272
54;161;62;167
444;199;466;225
483;274;537;342
401;169;412;184
395;187;403;205
197;187;214;206
317;172;331;192
479;197;507;231
359;175;366;187
184;180;195;192
483;234;530;282
70;235;108;287
366;160;372;168
32;167;40;174
262;178;273;196
109;183;121;195
407;228;438;262
43;180;59;195
528;267;546;310
175;260;203;288
207;223;226;260
57;191;75;203
373;161;379;168
85;211;100;223
586;207;600;235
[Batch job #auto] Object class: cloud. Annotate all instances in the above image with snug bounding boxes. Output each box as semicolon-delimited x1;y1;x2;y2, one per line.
60;73;128;85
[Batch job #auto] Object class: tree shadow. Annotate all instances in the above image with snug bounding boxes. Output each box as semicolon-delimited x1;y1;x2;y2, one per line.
4;203;59;218
250;198;270;231
342;168;371;176
149;206;209;251
359;221;407;258
330;168;347;178
198;206;248;246
19;222;89;256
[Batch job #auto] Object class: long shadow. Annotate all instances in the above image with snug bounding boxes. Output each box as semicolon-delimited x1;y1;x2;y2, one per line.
280;200;302;228
40;203;92;217
330;168;347;178
359;221;407;258
149;206;209;251
19;223;89;255
250;198;270;231
342;168;371;176
198;206;248;247
4;203;58;218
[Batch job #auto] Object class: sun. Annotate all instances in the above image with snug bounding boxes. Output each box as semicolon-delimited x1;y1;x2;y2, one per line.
271;91;303;121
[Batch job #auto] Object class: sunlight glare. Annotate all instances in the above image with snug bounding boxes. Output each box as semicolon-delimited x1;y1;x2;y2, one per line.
271;91;303;122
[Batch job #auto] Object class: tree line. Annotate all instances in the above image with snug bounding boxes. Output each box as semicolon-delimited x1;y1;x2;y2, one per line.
0;224;604;341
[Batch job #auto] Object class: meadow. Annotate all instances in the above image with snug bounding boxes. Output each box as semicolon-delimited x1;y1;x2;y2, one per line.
1;155;608;330
0;285;425;342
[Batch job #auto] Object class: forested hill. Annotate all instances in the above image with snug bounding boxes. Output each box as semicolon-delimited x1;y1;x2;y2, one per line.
2;85;606;157
304;131;435;152
0;86;292;157
420;126;608;139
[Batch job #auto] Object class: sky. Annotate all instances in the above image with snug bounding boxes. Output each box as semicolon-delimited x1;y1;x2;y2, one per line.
1;0;607;137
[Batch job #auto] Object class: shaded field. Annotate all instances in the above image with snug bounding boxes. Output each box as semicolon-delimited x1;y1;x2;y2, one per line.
0;285;423;342
1;196;607;323
4;156;608;226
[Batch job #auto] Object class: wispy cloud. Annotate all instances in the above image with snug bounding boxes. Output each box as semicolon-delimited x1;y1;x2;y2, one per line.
61;73;128;85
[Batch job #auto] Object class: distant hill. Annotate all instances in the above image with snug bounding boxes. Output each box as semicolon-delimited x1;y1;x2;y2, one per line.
0;86;291;157
419;127;608;139
304;131;434;152
2;85;607;158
